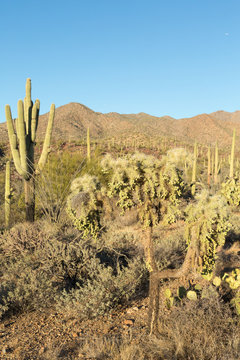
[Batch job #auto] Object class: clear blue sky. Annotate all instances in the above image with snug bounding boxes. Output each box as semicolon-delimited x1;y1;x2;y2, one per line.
0;0;239;123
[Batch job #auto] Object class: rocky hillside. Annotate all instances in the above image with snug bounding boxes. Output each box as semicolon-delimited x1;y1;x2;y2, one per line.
0;102;240;146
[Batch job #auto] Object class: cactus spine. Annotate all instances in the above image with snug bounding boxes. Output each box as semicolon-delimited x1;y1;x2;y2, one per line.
4;160;11;228
5;78;55;222
230;129;236;178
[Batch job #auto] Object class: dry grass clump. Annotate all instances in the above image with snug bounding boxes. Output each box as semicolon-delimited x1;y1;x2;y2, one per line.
41;297;240;360
155;296;240;360
154;221;186;271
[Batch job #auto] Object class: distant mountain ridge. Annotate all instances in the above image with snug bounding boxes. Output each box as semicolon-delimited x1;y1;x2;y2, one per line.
0;102;239;146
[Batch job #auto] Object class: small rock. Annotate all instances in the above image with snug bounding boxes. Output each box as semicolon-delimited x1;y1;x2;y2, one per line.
132;306;139;311
1;345;12;354
39;346;46;355
123;319;135;326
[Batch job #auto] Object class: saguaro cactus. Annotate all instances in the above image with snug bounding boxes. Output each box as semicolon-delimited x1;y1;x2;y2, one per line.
207;146;211;187
87;127;91;161
230;129;236;178
191;142;197;196
214;142;220;185
5;78;55;222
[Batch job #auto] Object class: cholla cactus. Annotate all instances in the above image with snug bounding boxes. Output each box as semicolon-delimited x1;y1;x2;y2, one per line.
223;268;240;315
101;152;184;226
67;175;103;238
68;152;186;335
164;147;193;170
185;190;231;277
68;153;185;234
221;176;240;206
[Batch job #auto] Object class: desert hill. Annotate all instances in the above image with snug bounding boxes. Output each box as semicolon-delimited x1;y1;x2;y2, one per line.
0;102;240;146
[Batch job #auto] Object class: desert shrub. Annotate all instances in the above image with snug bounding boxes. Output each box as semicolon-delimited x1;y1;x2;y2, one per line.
0;221;63;317
35;149;104;223
35;151;84;222
56;255;146;319
0;220;146;319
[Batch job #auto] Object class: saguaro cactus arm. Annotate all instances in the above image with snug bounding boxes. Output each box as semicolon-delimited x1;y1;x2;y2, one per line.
37;103;55;172
5;105;29;179
31;99;40;142
17;100;28;176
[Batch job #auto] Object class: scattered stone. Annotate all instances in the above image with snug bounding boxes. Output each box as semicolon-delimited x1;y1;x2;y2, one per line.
38;346;47;355
123;319;135;326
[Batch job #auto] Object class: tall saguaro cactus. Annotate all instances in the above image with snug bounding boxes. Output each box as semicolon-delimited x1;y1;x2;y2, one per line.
214;142;220;185
207;146;211;187
230;129;236;178
87;127;91;161
191;142;197;196
5;78;55;222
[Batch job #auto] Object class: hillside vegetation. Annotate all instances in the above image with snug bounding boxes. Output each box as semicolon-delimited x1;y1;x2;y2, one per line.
0;81;240;359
